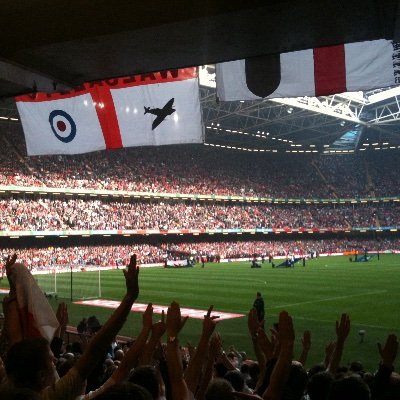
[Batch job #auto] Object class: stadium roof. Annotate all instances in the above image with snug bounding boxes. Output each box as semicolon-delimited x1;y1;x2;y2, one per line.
1;1;400;153
200;68;400;152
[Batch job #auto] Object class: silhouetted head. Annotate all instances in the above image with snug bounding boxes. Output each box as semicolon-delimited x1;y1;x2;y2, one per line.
349;361;364;374
283;361;308;400
0;386;41;400
214;361;229;378
224;370;244;392
328;374;370;400
129;366;160;399
95;382;152;400
205;378;235;400
5;338;57;392
308;371;334;400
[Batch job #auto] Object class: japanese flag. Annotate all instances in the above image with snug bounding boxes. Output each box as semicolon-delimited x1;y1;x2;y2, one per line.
216;39;399;100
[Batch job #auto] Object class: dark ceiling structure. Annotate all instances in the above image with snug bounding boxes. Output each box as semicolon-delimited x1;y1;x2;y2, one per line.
1;0;400;153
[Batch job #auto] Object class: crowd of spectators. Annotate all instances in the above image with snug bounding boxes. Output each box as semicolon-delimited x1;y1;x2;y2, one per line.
0;244;164;270
367;152;400;197
0;237;397;271
0;253;399;400
162;237;398;260
312;155;368;198
1;197;399;232
3;129;400;199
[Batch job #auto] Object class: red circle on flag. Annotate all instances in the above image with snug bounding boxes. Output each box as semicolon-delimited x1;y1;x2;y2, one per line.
49;110;77;143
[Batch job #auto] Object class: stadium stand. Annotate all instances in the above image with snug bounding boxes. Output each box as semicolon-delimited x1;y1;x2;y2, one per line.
0;129;400;399
0;129;399;268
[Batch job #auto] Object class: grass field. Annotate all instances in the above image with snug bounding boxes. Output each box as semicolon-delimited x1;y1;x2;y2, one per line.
1;254;399;372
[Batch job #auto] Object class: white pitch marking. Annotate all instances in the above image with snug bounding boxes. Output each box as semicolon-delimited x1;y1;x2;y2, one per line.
293;315;397;330
74;300;245;320
267;290;388;309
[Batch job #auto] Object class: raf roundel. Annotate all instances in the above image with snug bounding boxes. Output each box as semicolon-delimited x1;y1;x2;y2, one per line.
48;110;77;143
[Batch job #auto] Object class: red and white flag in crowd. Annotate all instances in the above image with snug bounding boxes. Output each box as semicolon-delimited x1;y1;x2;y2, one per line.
216;39;400;100
8;263;59;341
16;67;203;155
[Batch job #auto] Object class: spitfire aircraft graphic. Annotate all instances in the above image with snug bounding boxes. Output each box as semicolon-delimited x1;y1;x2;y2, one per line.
144;98;176;130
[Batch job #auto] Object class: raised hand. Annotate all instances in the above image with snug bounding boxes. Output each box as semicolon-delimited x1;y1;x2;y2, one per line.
298;330;311;366
203;305;220;337
165;302;190;400
257;328;274;360
166;301;188;339
262;311;294;400
302;330;311;352
324;340;336;367
0;355;5;383
55;302;69;336
151;309;166;339
248;307;263;337
5;253;17;274
278;311;295;346
142;303;154;331
123;254;139;300
4;254;17;290
185;342;194;359
209;332;223;357
378;334;398;367
327;313;350;373
335;313;350;341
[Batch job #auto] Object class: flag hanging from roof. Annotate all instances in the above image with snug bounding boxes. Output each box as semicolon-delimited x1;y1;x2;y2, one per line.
16;67;204;156
216;39;400;101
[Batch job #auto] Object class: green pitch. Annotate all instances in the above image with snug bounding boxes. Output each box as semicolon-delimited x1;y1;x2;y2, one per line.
1;254;399;372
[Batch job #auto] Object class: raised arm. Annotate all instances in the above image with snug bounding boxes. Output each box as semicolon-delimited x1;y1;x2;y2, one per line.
139;309;166;366
257;328;275;364
263;311;295;400
378;333;399;368
327;313;350;374
74;254;139;379
196;332;223;400
111;302;153;382
248;308;266;382
4;254;17;287
0;355;5;384
165;301;191;400
298;330;311;367
370;333;399;399
324;341;336;369
184;305;219;394
50;303;69;358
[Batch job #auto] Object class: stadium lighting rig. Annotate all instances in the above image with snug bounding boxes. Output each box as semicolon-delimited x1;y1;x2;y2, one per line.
205;124;310;153
206;122;400;154
0;116;19;121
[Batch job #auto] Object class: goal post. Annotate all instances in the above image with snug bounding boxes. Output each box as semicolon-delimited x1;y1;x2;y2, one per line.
35;265;103;300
